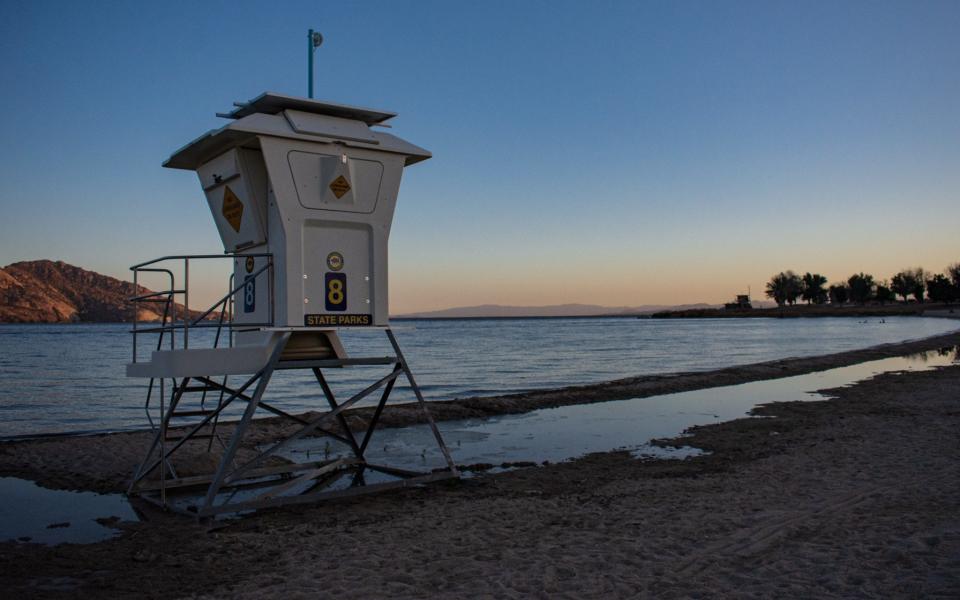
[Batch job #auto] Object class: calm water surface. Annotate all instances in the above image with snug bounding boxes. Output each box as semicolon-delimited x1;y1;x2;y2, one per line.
2;345;956;543
0;317;956;437
0;477;137;545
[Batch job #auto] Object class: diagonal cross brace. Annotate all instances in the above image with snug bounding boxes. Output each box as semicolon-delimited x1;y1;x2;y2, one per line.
224;365;403;484
131;370;264;488
195;376;353;446
312;368;363;456
195;376;308;424
360;363;401;454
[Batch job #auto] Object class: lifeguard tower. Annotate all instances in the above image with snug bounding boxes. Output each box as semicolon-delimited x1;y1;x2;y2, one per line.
126;91;458;517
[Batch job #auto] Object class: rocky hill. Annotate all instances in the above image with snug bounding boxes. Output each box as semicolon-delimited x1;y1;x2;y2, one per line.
0;260;198;323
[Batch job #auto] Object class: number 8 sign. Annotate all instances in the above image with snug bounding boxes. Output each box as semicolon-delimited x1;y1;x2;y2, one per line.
243;275;256;313
325;273;347;311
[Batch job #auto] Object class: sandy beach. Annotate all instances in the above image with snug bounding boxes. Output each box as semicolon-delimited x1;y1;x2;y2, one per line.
1;334;958;597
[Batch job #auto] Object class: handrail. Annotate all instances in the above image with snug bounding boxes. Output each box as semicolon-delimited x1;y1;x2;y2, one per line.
130;253;272;271
189;262;273;327
130;290;187;302
133;322;277;334
132;268;175;361
129;253;274;363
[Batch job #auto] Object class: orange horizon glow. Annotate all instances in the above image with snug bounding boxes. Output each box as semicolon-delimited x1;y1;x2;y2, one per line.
95;239;960;315
387;250;960;314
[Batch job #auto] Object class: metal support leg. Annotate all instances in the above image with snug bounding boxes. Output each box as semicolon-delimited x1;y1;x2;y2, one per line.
386;329;459;475
200;333;289;512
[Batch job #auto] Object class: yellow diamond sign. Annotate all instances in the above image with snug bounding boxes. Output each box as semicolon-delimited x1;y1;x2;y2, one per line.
222;185;243;232
329;175;351;199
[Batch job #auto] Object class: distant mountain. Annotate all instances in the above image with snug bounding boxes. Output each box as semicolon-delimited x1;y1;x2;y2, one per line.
395;302;718;319
0;260;196;323
0;260;770;323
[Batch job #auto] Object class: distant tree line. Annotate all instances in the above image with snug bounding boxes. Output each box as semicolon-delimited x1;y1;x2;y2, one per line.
764;263;960;307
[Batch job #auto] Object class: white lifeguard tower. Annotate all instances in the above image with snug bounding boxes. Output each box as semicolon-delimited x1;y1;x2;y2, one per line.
126;91;457;516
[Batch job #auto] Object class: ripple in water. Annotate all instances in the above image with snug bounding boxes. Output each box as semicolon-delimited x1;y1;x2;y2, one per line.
0;317;957;436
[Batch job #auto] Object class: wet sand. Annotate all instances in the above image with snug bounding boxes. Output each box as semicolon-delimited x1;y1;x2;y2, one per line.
0;335;958;597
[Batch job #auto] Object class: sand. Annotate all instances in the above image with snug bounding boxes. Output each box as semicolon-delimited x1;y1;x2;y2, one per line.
0;335;958;597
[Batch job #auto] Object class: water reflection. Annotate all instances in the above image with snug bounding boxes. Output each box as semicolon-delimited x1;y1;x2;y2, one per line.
933;344;960;361
0;477;138;545
279;349;958;474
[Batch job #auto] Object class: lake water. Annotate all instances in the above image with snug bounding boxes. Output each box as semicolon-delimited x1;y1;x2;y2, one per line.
0;317;957;437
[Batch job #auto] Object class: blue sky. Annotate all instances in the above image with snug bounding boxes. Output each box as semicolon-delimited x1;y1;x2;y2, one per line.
1;1;958;312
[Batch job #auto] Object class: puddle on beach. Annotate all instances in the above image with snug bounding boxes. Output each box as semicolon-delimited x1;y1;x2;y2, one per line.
277;347;960;476
0;477;138;545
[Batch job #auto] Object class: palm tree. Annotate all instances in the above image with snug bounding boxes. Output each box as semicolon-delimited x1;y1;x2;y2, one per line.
801;273;828;304
766;271;802;306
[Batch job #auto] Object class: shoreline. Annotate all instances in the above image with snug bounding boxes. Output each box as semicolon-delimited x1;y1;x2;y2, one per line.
0;329;958;494
2;307;956;325
1;343;958;596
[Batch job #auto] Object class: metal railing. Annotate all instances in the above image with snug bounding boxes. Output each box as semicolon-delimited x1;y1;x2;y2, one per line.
129;253;275;362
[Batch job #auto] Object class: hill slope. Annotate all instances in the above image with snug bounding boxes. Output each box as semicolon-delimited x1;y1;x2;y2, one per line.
0;260;190;323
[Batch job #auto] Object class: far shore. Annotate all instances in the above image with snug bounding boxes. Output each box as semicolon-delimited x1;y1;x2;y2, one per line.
2;304;957;325
651;302;958;319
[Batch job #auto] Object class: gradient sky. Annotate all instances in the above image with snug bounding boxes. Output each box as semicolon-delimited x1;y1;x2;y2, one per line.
1;1;958;313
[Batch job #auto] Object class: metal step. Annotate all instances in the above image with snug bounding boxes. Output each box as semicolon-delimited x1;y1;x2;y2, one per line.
170;409;217;418
164;433;215;442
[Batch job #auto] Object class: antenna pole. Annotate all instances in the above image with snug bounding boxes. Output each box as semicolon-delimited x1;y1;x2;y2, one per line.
307;29;323;99
307;29;315;98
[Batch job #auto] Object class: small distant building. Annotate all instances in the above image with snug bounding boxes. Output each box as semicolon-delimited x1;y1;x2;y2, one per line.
725;294;753;310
